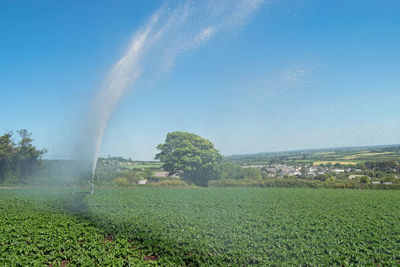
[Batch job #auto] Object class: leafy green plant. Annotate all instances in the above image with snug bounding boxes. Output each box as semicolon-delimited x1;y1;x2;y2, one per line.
112;177;130;187
1;188;400;265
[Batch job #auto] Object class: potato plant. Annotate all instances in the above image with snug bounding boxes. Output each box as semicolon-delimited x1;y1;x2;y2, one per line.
1;188;400;265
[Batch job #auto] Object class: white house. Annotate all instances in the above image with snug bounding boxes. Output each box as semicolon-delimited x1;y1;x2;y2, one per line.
332;169;345;174
138;179;148;185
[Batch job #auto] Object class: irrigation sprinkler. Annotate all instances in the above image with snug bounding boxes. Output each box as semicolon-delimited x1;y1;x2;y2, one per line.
72;180;94;195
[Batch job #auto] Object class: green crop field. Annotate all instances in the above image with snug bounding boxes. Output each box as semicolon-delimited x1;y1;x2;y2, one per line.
1;188;400;266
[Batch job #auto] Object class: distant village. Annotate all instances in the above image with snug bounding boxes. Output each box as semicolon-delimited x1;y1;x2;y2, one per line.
243;164;359;176
97;156;399;186
242;163;398;185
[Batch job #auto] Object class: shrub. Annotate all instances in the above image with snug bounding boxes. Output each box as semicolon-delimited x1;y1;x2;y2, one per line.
156;179;189;187
112;177;130;187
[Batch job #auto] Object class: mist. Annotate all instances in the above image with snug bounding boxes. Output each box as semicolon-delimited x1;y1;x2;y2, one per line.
73;0;268;179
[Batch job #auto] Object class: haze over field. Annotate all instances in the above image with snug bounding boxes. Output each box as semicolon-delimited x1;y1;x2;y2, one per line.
0;0;399;160
76;0;268;177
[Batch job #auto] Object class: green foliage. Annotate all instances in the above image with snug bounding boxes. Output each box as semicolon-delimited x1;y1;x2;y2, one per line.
0;132;14;183
208;177;400;190
155;179;189;187
124;172;143;184
156;131;222;186
360;176;369;184
14;130;47;179
0;189;148;265
142;169;153;180
313;173;334;182
209;178;323;188
218;161;243;179
242;167;262;180
112;177;130;187
365;160;398;172
219;162;262;180
0;130;46;184
1;188;400;265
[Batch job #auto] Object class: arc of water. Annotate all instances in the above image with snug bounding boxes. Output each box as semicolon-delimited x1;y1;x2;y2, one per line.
90;17;158;181
83;1;266;187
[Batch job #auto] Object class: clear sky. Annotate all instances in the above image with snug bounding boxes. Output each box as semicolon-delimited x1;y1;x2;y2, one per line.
1;0;399;160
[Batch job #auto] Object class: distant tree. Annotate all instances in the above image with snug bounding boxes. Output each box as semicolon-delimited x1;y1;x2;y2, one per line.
0;132;15;183
143;169;153;180
300;166;307;176
355;162;366;170
155;131;222;187
112;177;130;187
242;167;262;180
218;162;262;181
365;160;397;172
13;130;47;182
359;176;369;184
219;162;244;180
0;130;46;184
314;173;333;182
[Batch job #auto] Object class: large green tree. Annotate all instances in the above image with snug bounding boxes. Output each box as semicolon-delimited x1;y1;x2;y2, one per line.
155;131;222;186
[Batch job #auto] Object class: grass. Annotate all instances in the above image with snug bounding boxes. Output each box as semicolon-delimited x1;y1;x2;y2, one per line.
1;188;400;265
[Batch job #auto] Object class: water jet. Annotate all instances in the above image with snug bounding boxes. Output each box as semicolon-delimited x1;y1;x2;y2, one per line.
79;1;266;187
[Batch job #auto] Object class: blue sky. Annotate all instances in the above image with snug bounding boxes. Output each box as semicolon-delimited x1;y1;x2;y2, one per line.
1;0;399;160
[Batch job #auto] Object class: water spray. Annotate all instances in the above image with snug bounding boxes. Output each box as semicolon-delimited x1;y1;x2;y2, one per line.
72;181;94;195
77;1;266;189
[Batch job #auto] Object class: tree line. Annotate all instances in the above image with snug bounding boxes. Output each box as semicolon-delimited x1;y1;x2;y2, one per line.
156;131;263;186
0;130;46;184
156;131;400;188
